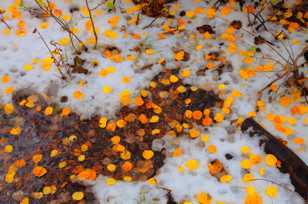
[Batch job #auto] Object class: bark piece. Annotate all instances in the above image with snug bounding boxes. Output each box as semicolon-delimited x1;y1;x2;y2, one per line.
241;118;308;200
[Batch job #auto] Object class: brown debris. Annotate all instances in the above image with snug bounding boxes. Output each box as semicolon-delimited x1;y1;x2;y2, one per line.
230;20;242;30
269;1;308;30
71;56;89;74
196;24;215;34
208;159;228;180
132;0;177;17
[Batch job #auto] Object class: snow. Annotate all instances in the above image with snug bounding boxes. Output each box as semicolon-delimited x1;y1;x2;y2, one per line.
156;127;304;204
93;176;168;204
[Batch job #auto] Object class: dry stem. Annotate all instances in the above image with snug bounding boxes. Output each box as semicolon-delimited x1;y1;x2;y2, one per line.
85;0;98;48
35;29;68;80
0;9;11;29
34;0;86;51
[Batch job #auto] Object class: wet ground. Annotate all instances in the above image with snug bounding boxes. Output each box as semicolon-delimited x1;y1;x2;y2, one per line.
0;69;222;203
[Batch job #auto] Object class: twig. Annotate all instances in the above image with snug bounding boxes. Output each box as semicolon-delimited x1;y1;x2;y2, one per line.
294;45;308;63
255;14;267;31
264;42;291;65
85;0;98;49
36;29;53;57
136;13;140;25
50;41;73;79
258;46;308;96
67;31;78;52
90;0;105;11
0;9;11;29
35;29;68;80
143;17;159;29
258;70;289;95
0;17;11;29
240;26;292;66
246;4;303;70
213;0;225;9
249;178;294;193
217;11;307;101
259;55;284;67
34;0;86;51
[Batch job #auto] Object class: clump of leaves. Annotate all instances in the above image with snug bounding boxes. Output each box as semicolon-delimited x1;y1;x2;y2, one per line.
268;1;308;30
132;0;177;17
214;0;261;10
